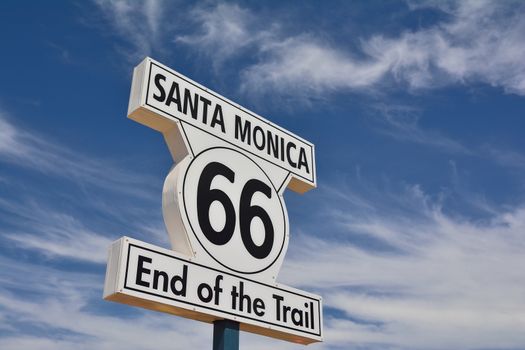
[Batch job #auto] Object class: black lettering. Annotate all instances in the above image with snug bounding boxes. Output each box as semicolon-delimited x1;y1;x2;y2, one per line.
153;270;169;292
286;142;297;168
200;96;211;124
283;305;291;322
272;294;284;321
231;285;238;310
197;162;236;245
153;74;166;102
280;137;285;161
239;179;274;259
170;265;187;296
253;126;265;151
213;275;223;306
235;115;251;145
183;88;199;119
211;104;225;133
253;298;265;317
238;281;251;313
166;82;182;112
304;302;310;328
267;130;279;158
136;255;151;287
298;147;310;174
197;282;213;303
292;308;303;326
310;302;315;329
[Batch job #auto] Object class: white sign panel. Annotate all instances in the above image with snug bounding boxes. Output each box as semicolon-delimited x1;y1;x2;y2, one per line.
104;237;323;344
128;57;316;193
104;57;322;345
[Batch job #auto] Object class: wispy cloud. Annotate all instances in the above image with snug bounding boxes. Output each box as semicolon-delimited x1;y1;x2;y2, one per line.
176;1;525;98
0;109;163;262
175;3;272;69
0;255;212;350
0;253;308;349
0;197;111;263
0;111;156;199
93;1;525;98
485;145;525;172
93;0;165;63
370;103;471;154
267;1;523;95
362;1;525;93
280;183;525;349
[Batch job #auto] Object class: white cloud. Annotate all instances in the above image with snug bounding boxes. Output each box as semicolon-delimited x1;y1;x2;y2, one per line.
0;198;111;264
370;103;471;154
0;256;212;350
93;0;165;62
485;146;525;172
362;1;525;93
257;1;524;95
175;3;270;68
241;36;390;95
177;2;525;98
0;256;311;350
0;111;156;199
0;110;163;263
94;1;525;97
279;183;525;349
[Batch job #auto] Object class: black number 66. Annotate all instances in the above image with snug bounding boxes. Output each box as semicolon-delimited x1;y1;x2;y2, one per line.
196;162;274;259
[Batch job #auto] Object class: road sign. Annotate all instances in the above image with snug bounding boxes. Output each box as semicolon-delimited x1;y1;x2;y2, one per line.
104;57;323;345
104;237;322;344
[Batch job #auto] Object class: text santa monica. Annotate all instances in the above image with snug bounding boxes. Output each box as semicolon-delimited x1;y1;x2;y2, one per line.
152;73;311;175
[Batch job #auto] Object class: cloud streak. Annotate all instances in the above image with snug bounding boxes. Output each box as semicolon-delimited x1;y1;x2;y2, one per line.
0;109;163;263
176;2;525;98
370;103;471;154
280;183;525;349
0;255;212;350
175;3;272;69
0;197;111;264
93;0;165;63
0;111;156;200
251;1;525;96
95;1;525;98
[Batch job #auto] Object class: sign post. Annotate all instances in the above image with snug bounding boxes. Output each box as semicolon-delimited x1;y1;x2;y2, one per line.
213;320;239;350
104;57;323;346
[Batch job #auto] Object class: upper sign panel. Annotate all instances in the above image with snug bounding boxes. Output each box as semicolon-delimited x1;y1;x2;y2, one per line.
128;57;316;193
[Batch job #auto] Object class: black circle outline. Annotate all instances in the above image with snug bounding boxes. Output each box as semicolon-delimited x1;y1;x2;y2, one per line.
181;146;288;274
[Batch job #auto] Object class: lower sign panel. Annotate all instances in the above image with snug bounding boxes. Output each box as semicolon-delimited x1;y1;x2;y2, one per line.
103;237;323;344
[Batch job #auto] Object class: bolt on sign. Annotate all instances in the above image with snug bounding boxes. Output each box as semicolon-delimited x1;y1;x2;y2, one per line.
103;57;323;344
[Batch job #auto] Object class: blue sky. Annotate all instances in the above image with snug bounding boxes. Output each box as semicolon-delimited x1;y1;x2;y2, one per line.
1;1;525;349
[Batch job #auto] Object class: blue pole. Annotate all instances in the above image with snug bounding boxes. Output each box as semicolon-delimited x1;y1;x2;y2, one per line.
213;320;239;350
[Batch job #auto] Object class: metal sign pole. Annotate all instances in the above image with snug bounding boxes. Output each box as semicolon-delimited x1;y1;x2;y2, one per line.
213;320;239;350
